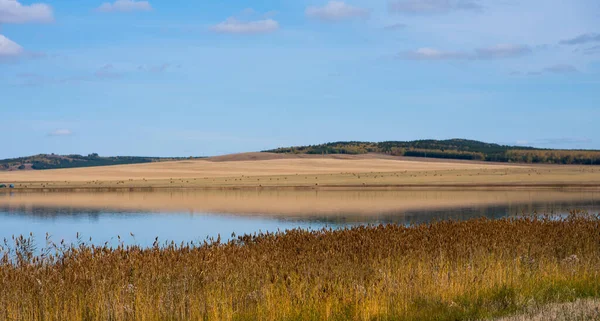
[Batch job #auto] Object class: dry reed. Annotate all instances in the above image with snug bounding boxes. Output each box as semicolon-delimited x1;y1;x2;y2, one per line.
1;211;600;320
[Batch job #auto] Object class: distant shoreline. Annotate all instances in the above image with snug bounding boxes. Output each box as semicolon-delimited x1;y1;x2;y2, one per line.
3;183;600;193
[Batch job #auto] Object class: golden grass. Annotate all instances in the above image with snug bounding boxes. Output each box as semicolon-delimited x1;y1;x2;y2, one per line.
2;212;600;320
0;153;599;190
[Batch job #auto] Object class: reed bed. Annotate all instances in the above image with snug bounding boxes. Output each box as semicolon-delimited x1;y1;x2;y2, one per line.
1;212;600;321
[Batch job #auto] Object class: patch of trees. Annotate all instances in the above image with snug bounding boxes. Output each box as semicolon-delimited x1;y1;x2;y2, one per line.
505;150;600;165
264;139;600;165
403;149;485;161
29;156;156;170
0;154;156;171
0;154;207;171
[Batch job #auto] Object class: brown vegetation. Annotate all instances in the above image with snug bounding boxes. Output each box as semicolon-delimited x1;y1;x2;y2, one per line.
1;212;600;320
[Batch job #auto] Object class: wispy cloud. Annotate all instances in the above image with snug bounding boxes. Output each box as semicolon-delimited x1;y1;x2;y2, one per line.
15;72;47;85
210;17;279;34
389;0;482;14
535;137;592;146
16;72;98;86
0;34;46;63
541;64;578;74
0;34;24;58
16;73;72;86
402;47;469;60
47;129;73;137
15;62;177;86
0;0;53;23
384;23;407;30
475;44;531;59
515;140;529;146
579;45;600;55
401;44;531;61
306;1;370;22
137;63;180;72
0;0;52;62
559;33;600;45
514;138;592;148
94;64;122;79
96;0;152;13
525;64;579;76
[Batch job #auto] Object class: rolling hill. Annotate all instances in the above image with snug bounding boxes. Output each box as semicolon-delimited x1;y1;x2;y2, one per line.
0;153;200;171
2;139;600;172
264;139;600;165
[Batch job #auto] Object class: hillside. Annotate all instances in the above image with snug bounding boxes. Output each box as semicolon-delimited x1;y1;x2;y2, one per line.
264;139;600;165
0;153;196;171
2;152;600;190
3;139;600;172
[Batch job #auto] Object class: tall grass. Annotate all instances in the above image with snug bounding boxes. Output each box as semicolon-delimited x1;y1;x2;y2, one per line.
1;212;600;320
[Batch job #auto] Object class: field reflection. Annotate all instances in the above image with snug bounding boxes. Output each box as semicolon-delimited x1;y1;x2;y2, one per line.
0;189;598;247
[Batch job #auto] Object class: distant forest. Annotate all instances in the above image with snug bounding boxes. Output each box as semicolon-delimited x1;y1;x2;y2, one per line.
0;154;196;171
264;139;600;165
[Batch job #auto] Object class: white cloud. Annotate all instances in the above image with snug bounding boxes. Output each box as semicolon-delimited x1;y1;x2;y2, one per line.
306;1;369;21
402;47;469;60
210;17;279;34
0;34;23;58
389;0;482;14
96;0;152;13
0;0;53;23
401;44;531;61
48;129;73;137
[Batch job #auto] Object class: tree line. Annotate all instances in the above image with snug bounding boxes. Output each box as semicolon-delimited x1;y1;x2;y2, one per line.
264;139;600;165
1;154;160;171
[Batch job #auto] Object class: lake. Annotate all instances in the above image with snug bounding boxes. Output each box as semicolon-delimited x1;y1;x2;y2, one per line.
1;189;599;247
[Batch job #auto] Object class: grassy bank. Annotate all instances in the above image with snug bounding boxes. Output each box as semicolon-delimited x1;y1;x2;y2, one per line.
2;213;600;320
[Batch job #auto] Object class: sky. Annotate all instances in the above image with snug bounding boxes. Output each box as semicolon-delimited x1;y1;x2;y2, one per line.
0;0;599;158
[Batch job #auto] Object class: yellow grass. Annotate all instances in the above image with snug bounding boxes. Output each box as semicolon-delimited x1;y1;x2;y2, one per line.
1;212;600;320
0;153;599;190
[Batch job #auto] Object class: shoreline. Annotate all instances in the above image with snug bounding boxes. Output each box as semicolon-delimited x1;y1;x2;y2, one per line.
1;156;598;193
3;183;600;193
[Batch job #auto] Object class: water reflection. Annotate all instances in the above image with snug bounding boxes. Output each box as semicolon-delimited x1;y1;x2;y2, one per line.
0;190;598;247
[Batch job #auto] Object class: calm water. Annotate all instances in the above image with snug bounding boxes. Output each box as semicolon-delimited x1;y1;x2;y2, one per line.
1;190;599;247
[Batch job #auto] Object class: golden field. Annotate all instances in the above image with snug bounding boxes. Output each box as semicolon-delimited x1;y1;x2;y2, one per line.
0;153;599;190
1;213;600;321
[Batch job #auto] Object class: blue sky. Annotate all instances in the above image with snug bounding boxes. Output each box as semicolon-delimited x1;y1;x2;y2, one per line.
0;0;599;158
